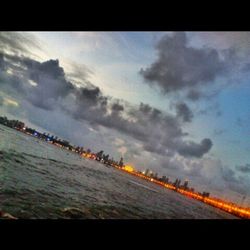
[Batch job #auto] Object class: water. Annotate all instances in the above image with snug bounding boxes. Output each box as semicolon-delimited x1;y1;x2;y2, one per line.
0;124;237;219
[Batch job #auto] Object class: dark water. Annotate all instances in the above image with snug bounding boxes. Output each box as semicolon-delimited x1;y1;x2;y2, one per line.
0;124;237;219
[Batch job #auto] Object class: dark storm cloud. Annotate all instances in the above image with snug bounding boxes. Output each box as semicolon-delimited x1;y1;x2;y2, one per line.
186;89;204;101
71;85;109;124
0;52;213;158
111;102;124;112
119;103;212;158
139;103;152;114
27;59;75;110
139;32;226;96
30;59;66;79
0;53;75;110
138;103;162;121
75;86;104;109
175;102;193;122
221;167;249;194
176;138;213;158
77;86;101;100
236;164;250;173
68;87;212;158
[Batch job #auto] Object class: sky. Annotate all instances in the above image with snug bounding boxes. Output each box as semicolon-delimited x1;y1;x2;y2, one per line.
1;31;250;205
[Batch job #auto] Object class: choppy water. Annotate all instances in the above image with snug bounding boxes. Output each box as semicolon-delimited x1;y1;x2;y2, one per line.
0;124;237;219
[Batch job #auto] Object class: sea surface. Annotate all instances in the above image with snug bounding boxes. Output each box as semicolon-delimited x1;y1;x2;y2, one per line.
0;124;237;219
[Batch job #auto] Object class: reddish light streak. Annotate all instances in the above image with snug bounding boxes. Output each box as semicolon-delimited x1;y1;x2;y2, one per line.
115;166;250;219
17;128;250;219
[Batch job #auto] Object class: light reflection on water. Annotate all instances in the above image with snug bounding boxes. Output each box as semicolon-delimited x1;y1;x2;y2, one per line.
0;124;237;219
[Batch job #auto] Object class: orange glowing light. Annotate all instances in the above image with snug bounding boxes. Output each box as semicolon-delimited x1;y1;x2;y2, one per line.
79;149;250;219
123;165;134;172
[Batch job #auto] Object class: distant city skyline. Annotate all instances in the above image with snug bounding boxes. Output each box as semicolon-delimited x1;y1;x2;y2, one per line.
1;32;250;204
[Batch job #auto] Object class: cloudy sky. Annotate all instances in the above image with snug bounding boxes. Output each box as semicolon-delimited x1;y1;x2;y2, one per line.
1;32;250;205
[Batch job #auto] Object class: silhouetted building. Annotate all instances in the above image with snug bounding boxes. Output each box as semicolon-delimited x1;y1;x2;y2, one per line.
183;180;189;190
103;154;109;163
15;121;25;130
202;192;210;198
119;157;124;167
161;176;169;183
145;169;150;176
173;178;181;188
96;150;104;161
149;172;154;178
0;116;25;130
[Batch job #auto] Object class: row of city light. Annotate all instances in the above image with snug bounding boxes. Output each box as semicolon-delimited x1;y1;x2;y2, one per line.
18;125;250;219
116;164;250;219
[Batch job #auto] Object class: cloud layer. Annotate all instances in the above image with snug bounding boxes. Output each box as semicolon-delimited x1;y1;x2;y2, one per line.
1;32;250;204
236;164;250;173
0;51;213;159
139;32;228;100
